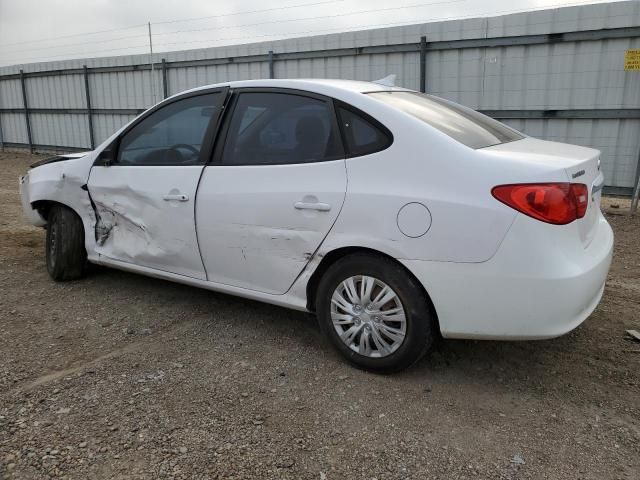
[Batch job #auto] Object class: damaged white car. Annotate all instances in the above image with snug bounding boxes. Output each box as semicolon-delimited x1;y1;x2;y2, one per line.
20;79;613;372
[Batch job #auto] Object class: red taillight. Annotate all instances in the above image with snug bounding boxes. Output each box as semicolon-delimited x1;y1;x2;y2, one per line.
492;182;588;225
571;183;588;218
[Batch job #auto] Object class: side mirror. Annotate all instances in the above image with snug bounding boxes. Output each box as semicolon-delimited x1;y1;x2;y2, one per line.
98;149;112;165
95;143;116;166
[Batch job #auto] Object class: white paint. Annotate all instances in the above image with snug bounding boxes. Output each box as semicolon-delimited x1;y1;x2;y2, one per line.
88;165;207;279
90;254;309;312
19;78;614;341
396;202;431;238
401;213;613;339
19;174;46;227
195;161;347;294
18;152;98;257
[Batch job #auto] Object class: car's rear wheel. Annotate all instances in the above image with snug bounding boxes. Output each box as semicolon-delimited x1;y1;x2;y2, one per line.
46;205;87;281
316;253;435;373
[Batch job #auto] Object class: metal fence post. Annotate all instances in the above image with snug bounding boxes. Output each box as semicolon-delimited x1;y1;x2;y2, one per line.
83;65;95;150
631;148;640;214
161;59;168;99
19;69;33;153
0;111;4;152
419;36;427;93
268;50;275;79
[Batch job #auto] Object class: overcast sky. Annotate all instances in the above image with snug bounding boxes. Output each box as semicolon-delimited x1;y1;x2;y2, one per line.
0;0;619;67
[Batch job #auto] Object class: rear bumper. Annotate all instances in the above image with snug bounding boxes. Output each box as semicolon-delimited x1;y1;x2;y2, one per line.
19;174;47;227
401;212;613;340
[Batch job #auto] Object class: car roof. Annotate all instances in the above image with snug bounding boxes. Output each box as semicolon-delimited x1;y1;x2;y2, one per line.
175;78;411;100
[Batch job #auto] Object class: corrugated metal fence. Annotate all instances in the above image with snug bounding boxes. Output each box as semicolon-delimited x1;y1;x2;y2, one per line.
1;1;639;193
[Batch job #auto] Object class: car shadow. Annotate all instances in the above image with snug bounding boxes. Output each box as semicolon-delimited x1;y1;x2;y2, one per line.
87;263;323;334
87;264;585;392
400;329;591;397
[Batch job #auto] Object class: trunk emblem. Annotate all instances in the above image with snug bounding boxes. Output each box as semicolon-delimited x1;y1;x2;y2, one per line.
571;169;585;179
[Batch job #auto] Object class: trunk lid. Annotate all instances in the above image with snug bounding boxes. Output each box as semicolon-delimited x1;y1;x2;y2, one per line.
565;151;603;248
483;137;603;247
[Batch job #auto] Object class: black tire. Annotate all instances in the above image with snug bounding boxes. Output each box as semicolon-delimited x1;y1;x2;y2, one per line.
316;253;435;373
46;205;87;281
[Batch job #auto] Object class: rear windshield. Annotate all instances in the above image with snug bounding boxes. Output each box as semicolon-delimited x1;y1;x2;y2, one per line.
368;91;523;149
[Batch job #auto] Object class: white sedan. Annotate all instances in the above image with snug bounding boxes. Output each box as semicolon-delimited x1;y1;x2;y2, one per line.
19;79;614;372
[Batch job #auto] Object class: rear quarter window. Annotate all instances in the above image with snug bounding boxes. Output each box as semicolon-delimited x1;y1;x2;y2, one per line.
368;91;523;149
336;105;392;157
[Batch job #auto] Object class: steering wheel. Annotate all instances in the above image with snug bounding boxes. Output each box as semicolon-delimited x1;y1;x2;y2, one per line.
166;144;199;163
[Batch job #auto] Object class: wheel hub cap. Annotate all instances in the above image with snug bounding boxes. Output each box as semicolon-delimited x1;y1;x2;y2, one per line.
330;275;407;358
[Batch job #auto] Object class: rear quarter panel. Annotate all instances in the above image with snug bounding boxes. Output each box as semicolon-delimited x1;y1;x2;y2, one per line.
318;104;511;263
314;91;577;264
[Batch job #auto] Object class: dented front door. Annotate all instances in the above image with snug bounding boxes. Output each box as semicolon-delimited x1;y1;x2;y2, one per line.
87;90;227;279
89;166;208;278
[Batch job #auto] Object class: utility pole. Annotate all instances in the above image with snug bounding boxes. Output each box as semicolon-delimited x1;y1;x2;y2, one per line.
148;21;156;106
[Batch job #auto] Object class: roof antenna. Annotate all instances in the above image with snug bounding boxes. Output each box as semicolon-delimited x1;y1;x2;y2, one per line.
372;74;396;87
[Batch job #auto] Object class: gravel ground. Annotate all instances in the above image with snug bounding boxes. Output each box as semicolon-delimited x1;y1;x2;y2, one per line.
1;151;639;480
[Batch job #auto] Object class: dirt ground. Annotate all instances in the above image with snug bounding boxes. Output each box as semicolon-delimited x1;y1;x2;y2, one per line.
0;150;638;480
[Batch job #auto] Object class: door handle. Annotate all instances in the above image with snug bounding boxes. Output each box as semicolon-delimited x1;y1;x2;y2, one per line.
294;201;331;212
163;193;189;202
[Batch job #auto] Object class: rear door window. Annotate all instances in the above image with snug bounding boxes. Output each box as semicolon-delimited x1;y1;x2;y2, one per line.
221;92;344;165
369;91;523;149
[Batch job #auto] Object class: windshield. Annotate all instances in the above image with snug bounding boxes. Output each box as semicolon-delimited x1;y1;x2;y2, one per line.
368;91;523;149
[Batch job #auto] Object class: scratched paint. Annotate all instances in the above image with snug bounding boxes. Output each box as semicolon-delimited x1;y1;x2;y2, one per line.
93;197;170;264
20;154;97;252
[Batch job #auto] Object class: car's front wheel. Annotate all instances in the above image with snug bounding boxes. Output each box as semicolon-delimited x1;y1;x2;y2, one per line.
46;204;87;281
316;253;435;373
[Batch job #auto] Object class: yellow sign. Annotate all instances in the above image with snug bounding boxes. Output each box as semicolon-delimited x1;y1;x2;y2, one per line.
625;49;640;71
